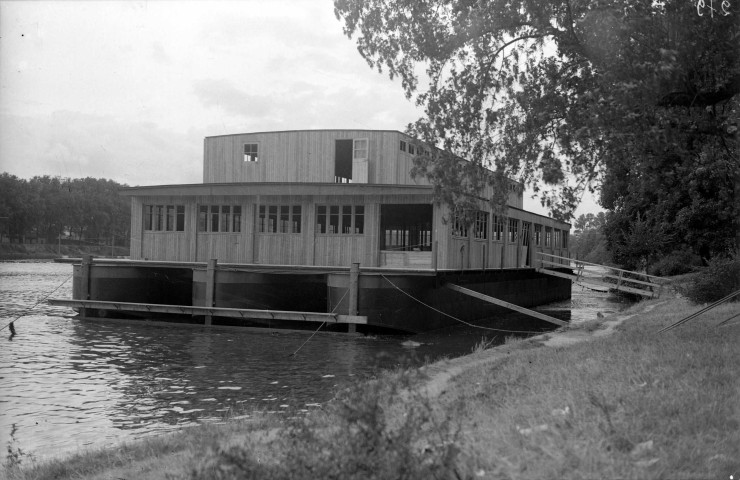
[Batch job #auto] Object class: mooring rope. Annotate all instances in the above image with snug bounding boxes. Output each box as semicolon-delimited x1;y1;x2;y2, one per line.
716;311;740;328
658;289;740;333
379;274;550;334
289;287;350;357
1;273;74;335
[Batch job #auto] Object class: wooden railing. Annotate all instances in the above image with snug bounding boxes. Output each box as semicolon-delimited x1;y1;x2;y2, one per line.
535;252;671;298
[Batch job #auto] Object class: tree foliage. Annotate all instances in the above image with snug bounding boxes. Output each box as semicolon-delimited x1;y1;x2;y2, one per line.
571;211;610;263
0;173;130;245
334;0;739;225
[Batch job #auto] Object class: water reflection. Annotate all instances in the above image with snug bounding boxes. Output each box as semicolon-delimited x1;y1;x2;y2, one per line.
1;261;628;461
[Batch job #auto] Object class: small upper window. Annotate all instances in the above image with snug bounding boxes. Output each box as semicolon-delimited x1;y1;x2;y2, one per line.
244;143;259;162
399;140;407;152
353;139;368;160
408;144;416;155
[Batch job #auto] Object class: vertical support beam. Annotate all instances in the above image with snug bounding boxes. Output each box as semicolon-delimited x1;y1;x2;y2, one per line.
432;240;438;272
516;219;522;267
80;255;93;318
466;235;472;269
347;263;360;334
204;258;217;326
348;262;360;316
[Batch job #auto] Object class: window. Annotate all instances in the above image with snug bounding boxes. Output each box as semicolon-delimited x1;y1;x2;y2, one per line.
534;224;542;246
259;204;301;233
521;222;531;246
232;206;241;232
493;215;504;241
452;210;468;237
554;229;562;248
545;227;552;247
243;143;259;162
144;204;185;232
473;211;488;240
198;205;242;232
316;205;364;235
562;231;569;249
353;138;368;160
408;144;416;155
508;218;519;243
399;140;407;152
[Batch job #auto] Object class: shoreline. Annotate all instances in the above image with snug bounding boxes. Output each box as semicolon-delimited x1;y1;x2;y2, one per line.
3;287;738;479
0;244;129;261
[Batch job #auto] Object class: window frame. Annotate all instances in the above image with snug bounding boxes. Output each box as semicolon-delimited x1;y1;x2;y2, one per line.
316;204;365;235
508;218;519;243
534;224;542;246
144;204;186;232
451;210;469;238
198;204;242;233
492;215;504;241
258;204;302;234
243;143;259;162
473;211;489;240
353;138;368;161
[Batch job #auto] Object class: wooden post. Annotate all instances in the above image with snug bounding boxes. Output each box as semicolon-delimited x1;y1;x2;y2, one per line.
80;255;93;318
348;263;360;333
204;259;217;326
432;240;438;272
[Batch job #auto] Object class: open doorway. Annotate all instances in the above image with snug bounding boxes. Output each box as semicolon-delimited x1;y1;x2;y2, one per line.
380;204;433;251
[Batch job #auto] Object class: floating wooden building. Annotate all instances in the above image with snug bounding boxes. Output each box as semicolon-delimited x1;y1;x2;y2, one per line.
54;130;573;333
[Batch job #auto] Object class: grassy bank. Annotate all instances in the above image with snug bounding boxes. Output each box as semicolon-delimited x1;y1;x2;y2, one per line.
3;290;738;479
0;243;129;260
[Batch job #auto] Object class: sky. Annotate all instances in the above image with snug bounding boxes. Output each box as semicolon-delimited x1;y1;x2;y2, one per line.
0;0;600;217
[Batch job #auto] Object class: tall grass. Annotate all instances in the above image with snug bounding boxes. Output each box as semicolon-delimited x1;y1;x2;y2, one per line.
444;300;740;479
191;369;463;479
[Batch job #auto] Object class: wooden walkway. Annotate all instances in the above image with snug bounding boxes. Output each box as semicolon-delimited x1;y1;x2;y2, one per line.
536;253;669;298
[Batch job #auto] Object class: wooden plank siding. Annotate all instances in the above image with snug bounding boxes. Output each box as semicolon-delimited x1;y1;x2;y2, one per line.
204;130;431;186
125;130;567;269
435;201;571;271
130;192;569;269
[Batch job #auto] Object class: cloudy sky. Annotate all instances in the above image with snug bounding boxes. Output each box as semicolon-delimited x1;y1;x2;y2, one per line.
0;0;599;216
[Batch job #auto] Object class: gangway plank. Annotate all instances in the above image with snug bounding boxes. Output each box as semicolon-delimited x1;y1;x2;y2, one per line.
535;253;669;298
445;283;568;327
535;268;657;297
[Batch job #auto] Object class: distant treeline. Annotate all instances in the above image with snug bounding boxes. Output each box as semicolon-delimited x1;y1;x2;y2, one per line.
0;173;130;246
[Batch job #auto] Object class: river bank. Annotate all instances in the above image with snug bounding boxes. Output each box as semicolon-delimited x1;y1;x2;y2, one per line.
3;287;738;479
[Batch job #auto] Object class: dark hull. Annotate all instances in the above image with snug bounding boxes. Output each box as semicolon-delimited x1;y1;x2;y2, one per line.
71;261;572;334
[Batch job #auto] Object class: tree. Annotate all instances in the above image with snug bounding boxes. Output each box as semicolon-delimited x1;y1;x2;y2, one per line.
0;173;130;247
334;0;739;226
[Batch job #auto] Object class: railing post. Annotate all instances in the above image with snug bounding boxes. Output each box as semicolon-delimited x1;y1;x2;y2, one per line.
432;240;438;272
348;263;360;333
204;259;217;326
80;254;93;318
